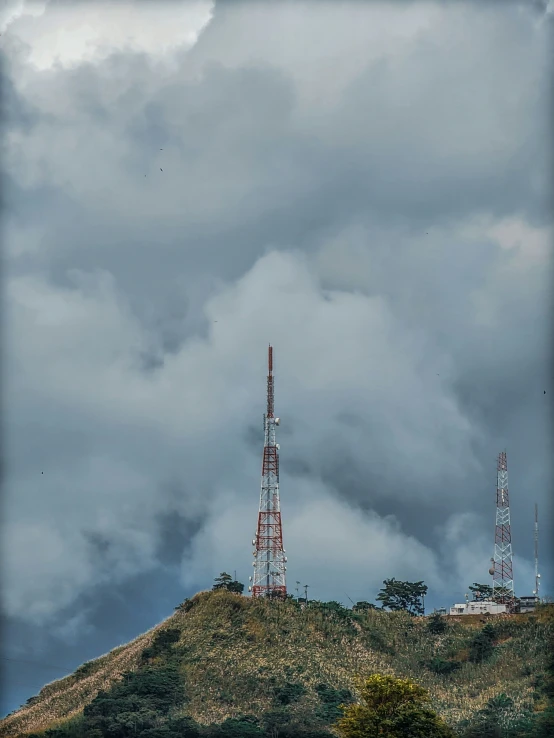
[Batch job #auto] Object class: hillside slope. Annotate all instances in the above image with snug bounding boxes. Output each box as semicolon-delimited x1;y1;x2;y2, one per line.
0;590;551;737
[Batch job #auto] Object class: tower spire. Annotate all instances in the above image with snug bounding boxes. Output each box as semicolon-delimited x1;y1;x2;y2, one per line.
249;345;287;599
491;451;515;604
533;503;540;597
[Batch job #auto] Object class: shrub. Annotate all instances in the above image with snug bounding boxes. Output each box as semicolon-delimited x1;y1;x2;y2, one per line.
141;627;181;662
74;660;96;678
468;625;496;664
427;613;448;635
175;598;196;613
82;664;183;736
459;693;537;738
204;716;263;737
334;673;455;738
315;683;354;723
274;681;306;706
425;657;462;676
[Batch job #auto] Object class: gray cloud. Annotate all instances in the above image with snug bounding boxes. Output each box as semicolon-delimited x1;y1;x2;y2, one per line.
1;0;552;717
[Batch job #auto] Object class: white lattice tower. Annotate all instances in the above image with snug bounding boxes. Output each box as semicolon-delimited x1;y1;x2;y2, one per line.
491;451;514;602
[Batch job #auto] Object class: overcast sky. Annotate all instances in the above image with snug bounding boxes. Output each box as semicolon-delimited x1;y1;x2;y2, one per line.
1;0;553;719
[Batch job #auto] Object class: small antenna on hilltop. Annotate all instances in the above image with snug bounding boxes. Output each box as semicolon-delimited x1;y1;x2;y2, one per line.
533;503;540;598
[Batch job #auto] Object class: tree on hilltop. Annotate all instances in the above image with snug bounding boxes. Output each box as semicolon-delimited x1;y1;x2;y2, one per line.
468;583;494;601
212;572;245;594
376;578;427;616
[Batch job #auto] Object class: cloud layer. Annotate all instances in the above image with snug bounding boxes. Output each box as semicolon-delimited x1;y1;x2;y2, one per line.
1;0;552;715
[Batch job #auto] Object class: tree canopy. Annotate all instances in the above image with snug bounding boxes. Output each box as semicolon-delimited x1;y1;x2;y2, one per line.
468;583;494;601
212;572;245;594
334;673;455;738
468;582;512;603
376;579;427;616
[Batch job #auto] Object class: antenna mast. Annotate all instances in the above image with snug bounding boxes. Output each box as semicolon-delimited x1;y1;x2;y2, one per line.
533;503;540;598
249;346;287;599
490;451;515;605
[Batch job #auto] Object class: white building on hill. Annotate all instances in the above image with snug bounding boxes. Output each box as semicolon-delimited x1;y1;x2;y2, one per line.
449;601;507;615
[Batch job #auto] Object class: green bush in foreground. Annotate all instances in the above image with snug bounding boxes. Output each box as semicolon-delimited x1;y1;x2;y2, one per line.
334;673;455;738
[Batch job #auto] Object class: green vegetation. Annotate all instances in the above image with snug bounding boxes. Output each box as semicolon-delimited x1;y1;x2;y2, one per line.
424;657;462;676
352;601;376;612
468;623;497;663
468;582;514;604
468;583;495;601
1;587;552;738
427;612;448;635
457;693;536;738
314;684;354;722
141;627;181;663
335;674;455;738
376;578;427;616
212;572;245;594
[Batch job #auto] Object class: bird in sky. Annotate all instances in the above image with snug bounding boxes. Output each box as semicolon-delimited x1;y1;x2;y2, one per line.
160;168;163;172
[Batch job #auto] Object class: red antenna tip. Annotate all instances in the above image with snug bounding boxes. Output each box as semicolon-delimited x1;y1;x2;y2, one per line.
268;345;273;373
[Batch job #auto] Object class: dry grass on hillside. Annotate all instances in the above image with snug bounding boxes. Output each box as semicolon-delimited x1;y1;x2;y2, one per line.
0;617;173;738
1;591;551;738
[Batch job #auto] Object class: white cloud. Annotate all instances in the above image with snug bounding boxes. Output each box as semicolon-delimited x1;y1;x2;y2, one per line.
2;521;95;620
0;0;46;34
181;477;442;606
4;0;214;70
439;512;492;595
1;0;550;646
187;1;442;114
4;247;486;619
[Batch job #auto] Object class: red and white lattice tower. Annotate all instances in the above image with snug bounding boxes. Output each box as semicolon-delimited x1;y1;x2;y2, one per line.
490;451;515;603
248;346;287;598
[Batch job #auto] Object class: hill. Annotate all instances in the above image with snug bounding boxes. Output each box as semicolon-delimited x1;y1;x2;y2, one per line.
0;590;552;737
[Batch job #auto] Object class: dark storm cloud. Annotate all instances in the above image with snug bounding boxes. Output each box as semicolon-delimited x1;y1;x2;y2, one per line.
1;0;552;717
0;567;194;717
154;510;205;567
5;2;547;285
0;67;37;133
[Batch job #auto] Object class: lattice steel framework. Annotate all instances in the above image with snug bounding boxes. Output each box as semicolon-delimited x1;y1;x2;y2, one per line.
491;451;515;602
533;503;540;597
249;345;287;598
